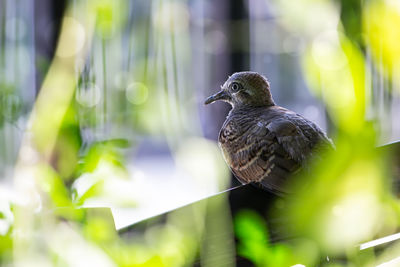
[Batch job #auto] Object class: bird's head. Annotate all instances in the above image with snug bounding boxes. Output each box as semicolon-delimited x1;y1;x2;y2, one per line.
204;71;275;108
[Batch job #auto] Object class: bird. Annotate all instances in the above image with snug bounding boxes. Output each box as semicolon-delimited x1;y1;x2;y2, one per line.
204;71;334;195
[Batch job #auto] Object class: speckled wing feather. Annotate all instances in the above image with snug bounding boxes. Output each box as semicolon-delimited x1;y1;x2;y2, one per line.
219;106;333;194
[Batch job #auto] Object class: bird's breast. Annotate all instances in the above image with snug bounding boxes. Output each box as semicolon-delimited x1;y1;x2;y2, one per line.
218;120;237;166
218;117;265;168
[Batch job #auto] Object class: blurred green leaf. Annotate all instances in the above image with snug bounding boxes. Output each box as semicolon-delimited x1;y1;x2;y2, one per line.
235;210;269;244
338;0;363;46
53;103;82;181
364;0;400;85
36;164;74;209
0;234;12;264
84;208;117;244
234;210;295;267
77;139;128;175
73;178;104;205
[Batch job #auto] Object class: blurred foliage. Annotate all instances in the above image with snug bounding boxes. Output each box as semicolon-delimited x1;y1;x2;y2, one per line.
76;138;129;175
235;210;298;267
52;103;82;181
364;0;400;87
0;82;23;127
89;0;128;39
336;0;363;47
303;31;367;134
1;0;400;266
286;126;394;251
0;201;13;265
72;138;132;207
267;0;400;266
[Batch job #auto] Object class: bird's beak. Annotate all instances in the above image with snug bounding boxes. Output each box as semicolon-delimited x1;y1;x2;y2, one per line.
204;90;230;105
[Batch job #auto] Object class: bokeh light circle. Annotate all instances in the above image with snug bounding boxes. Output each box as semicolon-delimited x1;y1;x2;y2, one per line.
126;82;149;105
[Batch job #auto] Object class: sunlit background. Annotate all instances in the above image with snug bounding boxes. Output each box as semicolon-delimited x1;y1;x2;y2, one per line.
1;0;400;266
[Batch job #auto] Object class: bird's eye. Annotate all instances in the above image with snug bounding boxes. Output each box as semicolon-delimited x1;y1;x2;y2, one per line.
230;82;242;92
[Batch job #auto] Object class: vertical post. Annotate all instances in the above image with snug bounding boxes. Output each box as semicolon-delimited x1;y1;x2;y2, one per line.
228;0;249;73
34;0;67;95
227;0;249;187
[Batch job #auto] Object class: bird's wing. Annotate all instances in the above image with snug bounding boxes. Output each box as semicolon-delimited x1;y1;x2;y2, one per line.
220;118;301;194
265;117;313;164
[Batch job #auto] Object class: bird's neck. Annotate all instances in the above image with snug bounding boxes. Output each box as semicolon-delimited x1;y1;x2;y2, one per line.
231;102;275;111
229;103;275;117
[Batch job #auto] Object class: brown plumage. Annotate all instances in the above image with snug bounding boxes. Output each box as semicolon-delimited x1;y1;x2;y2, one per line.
205;71;334;194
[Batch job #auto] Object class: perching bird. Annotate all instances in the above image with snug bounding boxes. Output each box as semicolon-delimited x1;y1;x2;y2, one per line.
204;71;334;195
